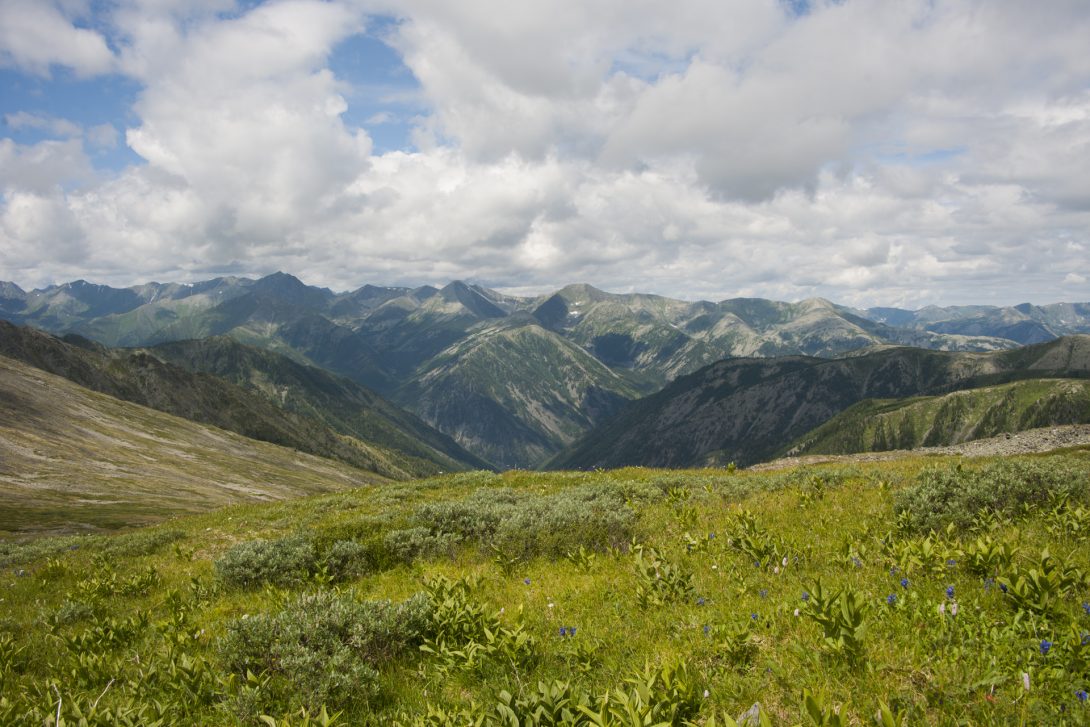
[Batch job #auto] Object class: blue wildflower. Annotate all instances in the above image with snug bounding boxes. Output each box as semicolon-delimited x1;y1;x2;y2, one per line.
1041;639;1053;656
901;578;909;589
1000;582;1008;593
559;627;567;637
946;585;955;599
947;559;957;568
759;589;768;599
523;578;531;585
570;627;577;636
887;594;897;605
1077;689;1088;703
703;624;711;635
851;556;862;568
1081;632;1090;646
751;613;758;621
801;591;810;601
697;597;705;606
754;561;761;568
983;577;994;591
709;532;716;539
1083;602;1090;615
890;566;899;576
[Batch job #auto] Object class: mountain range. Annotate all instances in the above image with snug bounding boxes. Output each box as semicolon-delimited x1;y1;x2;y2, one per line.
548;335;1090;469
3;273;1089;468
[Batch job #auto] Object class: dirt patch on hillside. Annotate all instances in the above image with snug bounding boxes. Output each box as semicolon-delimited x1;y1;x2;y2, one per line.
748;424;1090;472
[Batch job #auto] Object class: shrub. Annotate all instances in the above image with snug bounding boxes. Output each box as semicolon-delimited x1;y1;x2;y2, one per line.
384;527;460;563
894;458;1088;532
409;485;639;562
321;540;370;581
215;537;318;588
220;590;433;711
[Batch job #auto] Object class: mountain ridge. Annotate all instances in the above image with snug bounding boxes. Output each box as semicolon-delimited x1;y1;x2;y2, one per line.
3;272;1089;467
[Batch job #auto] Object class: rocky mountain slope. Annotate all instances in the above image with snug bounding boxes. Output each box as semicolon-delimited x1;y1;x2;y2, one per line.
0;354;381;534
549;335;1090;469
0;321;484;478
3;273;1086;467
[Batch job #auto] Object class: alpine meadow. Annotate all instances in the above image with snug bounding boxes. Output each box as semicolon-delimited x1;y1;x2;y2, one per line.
2;1;1090;726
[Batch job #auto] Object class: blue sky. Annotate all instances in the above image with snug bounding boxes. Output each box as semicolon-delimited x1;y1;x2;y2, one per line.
0;0;1088;307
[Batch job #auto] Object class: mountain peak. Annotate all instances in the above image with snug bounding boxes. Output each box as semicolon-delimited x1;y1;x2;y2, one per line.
0;281;26;299
439;280;507;319
556;283;608;303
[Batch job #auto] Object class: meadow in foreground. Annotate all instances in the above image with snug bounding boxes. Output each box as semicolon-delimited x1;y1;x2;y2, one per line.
2;451;1090;725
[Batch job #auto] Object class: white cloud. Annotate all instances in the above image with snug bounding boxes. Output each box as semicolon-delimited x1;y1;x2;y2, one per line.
1;0;1089;308
3;111;82;137
0;138;94;193
0;0;114;76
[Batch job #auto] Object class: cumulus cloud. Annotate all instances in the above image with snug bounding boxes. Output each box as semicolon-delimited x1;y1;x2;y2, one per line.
0;0;114;76
1;0;1089;307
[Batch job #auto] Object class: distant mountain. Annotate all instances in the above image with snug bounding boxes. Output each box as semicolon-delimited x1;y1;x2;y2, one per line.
394;318;638;469
548;336;1090;470
0;321;483;479
3;273;1085;467
145;336;490;473
860;302;1090;345
783;379;1090;456
0;354;380;535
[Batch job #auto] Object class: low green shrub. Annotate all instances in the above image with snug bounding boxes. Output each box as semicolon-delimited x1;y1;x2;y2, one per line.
384;527;460;563
410;485;640;561
215;537;318;588
893;458;1088;531
220;590;433;711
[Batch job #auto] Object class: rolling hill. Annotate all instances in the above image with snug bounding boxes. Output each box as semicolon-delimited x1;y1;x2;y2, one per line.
781;378;1090;456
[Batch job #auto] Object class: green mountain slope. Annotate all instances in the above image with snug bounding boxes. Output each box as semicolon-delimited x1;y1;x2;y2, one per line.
394;320;639;468
0;354;381;535
550;335;1090;469
0;321;467;479
784;378;1090;456
146;336;491;472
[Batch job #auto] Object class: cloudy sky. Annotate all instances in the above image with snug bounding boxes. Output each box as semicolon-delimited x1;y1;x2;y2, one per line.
1;0;1088;307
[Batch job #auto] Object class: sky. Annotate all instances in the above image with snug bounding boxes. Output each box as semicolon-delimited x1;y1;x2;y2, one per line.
1;0;1089;308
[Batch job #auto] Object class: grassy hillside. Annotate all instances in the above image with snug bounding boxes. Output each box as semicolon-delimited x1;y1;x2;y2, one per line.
2;451;1090;725
786;379;1090;456
0;355;383;536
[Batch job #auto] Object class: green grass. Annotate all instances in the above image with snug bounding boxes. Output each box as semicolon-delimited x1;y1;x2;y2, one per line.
2;451;1090;725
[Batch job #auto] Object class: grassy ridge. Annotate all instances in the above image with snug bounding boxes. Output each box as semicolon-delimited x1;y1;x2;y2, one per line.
2;450;1090;724
785;379;1090;456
